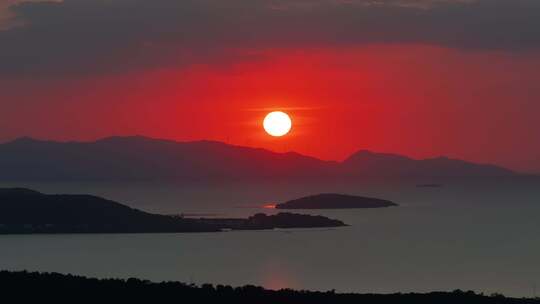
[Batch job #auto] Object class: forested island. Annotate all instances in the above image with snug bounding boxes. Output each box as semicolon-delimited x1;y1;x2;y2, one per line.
1;271;537;303
0;188;345;234
276;193;397;209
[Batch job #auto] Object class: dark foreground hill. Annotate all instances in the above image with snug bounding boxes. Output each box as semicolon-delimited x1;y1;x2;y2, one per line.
1;271;538;304
0;188;216;233
0;136;515;180
0;188;344;234
276;193;398;209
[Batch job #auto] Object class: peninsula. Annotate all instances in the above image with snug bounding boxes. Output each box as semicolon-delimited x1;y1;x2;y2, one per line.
0;188;345;234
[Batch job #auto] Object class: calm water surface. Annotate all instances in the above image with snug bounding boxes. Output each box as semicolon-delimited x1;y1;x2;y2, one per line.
0;178;539;296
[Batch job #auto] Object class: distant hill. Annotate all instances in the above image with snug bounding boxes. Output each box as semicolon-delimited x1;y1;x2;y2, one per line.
341;150;514;177
0;136;334;180
0;188;345;234
0;136;514;181
276;193;397;209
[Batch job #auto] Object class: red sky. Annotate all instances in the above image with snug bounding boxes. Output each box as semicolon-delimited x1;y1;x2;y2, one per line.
2;44;540;172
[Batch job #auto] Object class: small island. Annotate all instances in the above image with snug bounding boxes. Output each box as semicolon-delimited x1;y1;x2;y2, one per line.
416;183;444;188
276;193;397;209
0;188;345;234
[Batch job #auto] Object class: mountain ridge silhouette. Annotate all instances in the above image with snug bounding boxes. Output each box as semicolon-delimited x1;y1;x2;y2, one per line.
0;136;515;180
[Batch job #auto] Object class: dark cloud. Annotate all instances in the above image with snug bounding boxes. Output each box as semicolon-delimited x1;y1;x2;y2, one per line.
1;0;539;76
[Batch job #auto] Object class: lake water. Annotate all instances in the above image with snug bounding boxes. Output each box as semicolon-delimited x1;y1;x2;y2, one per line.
1;178;539;297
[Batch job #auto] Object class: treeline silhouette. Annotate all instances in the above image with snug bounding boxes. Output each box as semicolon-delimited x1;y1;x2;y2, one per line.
1;271;538;303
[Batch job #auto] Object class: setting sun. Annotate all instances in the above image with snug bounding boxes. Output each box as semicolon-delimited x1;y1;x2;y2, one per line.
263;111;292;137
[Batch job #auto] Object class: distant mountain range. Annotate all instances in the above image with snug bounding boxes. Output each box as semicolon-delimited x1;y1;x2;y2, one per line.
0;136;514;181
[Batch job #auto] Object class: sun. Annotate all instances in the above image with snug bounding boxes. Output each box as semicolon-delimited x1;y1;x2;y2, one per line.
263;111;292;137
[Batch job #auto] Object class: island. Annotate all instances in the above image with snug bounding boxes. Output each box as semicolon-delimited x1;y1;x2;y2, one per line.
0;188;345;234
276;193;398;209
